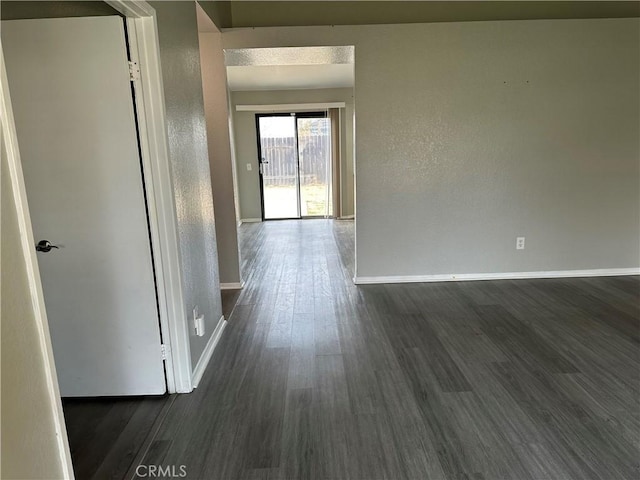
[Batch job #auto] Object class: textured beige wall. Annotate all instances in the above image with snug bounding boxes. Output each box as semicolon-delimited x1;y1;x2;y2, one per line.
199;31;242;285
1;132;68;480
224;18;640;278
231;88;355;220
151;1;223;368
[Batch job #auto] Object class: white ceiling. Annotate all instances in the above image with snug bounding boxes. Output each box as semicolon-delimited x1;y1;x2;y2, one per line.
226;64;354;91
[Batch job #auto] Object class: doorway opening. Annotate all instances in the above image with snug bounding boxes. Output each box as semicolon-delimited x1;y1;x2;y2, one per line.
223;46;355;225
222;45;356;281
257;111;333;220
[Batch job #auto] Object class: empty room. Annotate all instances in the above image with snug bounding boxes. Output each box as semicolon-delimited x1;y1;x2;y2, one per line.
1;1;639;479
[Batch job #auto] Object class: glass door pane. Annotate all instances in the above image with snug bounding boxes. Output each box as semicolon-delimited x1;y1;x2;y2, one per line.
258;115;300;219
297;115;332;217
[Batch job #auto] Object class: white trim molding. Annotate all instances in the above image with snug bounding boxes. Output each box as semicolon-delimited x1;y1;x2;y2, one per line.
354;268;640;285
240;218;262;223
106;1;193;394
236;102;346;112
220;281;245;290
192;315;227;388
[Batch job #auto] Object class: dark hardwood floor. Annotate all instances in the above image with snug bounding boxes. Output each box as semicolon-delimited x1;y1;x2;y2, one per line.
131;219;639;480
222;288;242;319
63;219;639;479
62;395;171;480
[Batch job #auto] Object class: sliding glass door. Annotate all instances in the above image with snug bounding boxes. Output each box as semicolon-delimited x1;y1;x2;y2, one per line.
297;114;332;217
257;112;332;220
257;115;300;219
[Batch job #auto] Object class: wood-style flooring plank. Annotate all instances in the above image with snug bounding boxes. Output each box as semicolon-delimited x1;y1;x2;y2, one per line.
62;219;639;480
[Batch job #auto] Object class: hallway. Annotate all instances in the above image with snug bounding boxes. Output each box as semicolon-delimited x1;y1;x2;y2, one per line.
131;219;639;479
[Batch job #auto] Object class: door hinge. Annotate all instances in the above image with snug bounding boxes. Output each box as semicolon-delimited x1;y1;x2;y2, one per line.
128;61;140;81
160;344;169;361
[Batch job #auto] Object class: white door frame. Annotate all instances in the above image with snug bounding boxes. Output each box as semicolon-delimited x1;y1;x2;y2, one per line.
1;1;192;475
104;0;193;394
1;0;193;408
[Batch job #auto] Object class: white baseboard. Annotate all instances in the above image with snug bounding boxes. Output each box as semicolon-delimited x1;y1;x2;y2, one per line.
220;281;245;290
191;315;226;388
240;218;262;223
353;268;640;285
338;215;354;220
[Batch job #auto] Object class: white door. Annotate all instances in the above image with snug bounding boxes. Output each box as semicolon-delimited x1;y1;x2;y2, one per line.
2;16;166;396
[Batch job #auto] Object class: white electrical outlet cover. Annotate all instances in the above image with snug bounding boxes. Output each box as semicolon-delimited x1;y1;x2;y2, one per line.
195;315;205;337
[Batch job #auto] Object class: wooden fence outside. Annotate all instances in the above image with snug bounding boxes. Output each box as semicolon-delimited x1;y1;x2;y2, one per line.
261;134;330;187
